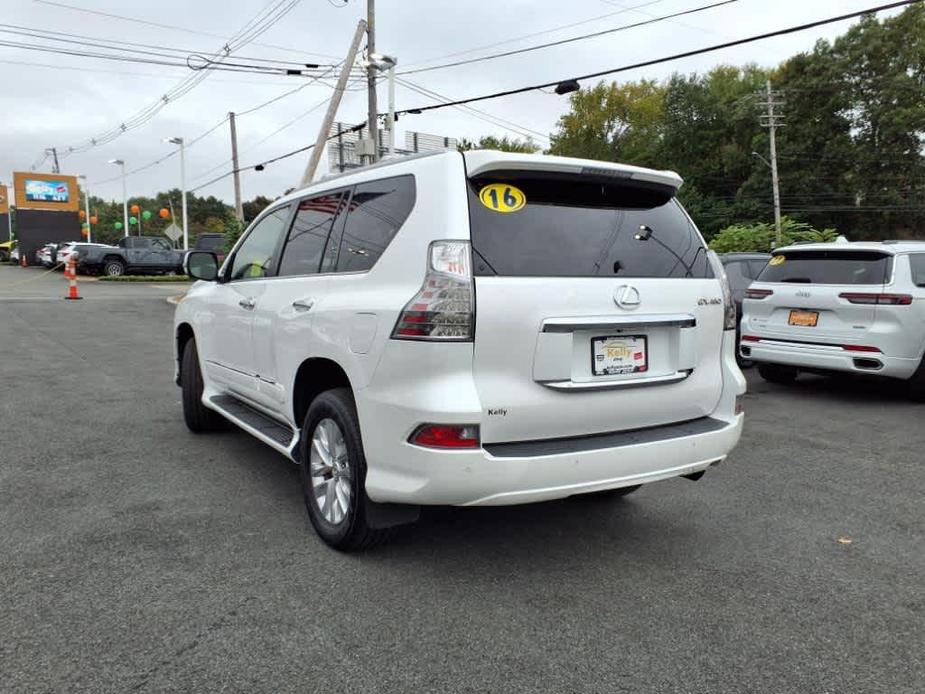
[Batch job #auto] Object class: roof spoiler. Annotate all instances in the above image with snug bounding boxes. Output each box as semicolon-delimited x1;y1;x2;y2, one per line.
463;150;683;192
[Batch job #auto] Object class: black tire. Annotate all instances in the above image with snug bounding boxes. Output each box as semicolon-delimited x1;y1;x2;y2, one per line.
103;257;126;277
299;388;390;551
181;339;227;433
906;355;925;402
579;484;642;500
757;363;798;384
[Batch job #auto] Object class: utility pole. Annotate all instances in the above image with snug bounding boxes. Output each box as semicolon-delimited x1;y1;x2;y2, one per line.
300;20;367;187
366;0;379;164
759;79;785;247
229;112;244;222
47;148;60;174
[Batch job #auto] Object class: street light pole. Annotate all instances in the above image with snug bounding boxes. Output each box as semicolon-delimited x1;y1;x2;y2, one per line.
108;159;128;238
164;137;189;250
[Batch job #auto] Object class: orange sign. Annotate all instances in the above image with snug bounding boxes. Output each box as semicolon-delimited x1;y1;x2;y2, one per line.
12;172;79;212
0;184;9;215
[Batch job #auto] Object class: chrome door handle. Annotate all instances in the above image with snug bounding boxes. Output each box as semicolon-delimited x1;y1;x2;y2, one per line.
239;298;256;310
292;299;314;312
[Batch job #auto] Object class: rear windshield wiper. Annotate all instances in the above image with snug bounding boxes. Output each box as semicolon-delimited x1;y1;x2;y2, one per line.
780;277;812;283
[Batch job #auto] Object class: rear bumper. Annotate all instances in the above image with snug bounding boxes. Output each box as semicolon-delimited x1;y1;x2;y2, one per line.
742;337;919;379
363;413;742;506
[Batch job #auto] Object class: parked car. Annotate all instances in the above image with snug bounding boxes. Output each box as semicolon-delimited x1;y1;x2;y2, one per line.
81;236;186;276
741;240;925;399
720;252;771;362
0;240;16;262
10;246;20;263
175;150;746;550
194;233;228;264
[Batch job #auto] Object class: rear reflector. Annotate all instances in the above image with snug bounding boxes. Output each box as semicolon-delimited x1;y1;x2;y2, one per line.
741;334;881;353
745;288;773;299
841;344;881;353
409;424;480;449
838;292;912;305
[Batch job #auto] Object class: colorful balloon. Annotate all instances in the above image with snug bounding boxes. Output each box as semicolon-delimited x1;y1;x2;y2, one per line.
81;229;89;237
130;204;140;215
114;221;123;230
129;216;138;225
89;215;98;225
142;210;152;221
79;210;86;220
159;208;170;219
81;222;89;229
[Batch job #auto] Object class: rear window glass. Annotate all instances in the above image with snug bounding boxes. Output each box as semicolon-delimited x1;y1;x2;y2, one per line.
196;236;225;251
467;174;711;279
757;251;892;285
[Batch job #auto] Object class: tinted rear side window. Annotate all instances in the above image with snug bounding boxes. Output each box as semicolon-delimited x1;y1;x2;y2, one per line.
467;174;711;278
335;175;415;273
909;254;925;286
757;251;892;285
278;192;344;277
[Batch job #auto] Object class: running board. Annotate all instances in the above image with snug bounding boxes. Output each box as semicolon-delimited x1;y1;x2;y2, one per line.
209;394;299;461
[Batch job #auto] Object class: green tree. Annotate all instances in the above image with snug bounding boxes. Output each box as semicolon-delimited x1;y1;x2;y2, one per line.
708;217;838;253
457;135;540;153
548;79;664;165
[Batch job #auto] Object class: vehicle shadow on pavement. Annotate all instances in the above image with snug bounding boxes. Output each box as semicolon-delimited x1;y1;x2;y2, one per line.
758;372;915;405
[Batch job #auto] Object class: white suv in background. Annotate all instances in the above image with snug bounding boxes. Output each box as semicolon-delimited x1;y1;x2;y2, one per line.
175;151;745;550
741;241;925;399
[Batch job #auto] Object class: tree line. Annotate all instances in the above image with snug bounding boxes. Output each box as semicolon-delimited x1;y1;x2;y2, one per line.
476;5;925;245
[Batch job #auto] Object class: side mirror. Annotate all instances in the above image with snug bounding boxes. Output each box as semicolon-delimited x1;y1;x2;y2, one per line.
185;251;219;281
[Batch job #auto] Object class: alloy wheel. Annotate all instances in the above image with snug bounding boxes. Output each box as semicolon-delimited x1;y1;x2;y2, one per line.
309;418;352;525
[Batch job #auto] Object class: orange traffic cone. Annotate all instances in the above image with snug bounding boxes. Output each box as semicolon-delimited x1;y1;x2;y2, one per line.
64;256;82;300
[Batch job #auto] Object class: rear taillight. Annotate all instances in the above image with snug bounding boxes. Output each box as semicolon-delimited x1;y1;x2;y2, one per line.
838;292;912;306
392;241;474;341
708;251;736;331
741;335;760;342
745;288;773;299
409;424;480;449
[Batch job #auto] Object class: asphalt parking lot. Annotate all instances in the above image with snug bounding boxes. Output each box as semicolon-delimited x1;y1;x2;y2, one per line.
1;264;922;694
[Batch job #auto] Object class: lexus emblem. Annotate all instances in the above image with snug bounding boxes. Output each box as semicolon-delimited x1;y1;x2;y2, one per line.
614;285;641;309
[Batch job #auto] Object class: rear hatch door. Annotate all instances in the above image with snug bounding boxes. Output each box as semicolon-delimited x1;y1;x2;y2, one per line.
746;249;893;344
465;161;724;444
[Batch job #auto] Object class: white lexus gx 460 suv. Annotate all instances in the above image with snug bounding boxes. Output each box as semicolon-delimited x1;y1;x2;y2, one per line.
175;151;745;550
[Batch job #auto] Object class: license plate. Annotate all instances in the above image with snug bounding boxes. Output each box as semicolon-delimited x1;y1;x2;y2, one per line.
592;335;648;376
788;310;819;327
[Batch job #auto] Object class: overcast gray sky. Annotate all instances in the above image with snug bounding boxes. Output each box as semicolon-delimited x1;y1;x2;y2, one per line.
0;0;905;205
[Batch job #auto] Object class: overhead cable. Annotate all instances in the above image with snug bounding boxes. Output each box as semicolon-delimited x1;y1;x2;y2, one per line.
393;1;922;117
398;0;738;76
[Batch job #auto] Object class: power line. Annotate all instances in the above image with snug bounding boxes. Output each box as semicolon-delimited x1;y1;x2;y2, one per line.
32;0;339;61
190;96;333;184
397;0;739;76
0;57;329;86
392;1;923;117
0;23;334;68
88;64;342;187
395;78;549;144
402;0;671;69
36;0;306;162
189;122;367;193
